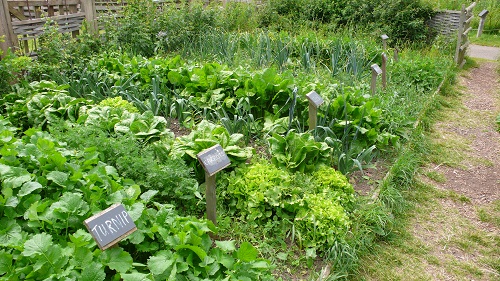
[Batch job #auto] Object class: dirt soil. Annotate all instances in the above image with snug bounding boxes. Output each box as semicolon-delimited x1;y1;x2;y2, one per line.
417;61;500;280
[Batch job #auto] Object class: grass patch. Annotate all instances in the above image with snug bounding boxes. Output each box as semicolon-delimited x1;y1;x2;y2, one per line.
477;199;500;227
424;170;447;183
471;33;500;48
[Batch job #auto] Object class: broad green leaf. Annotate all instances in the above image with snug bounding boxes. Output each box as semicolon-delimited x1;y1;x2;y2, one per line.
23;233;69;272
251;260;271;269
46;171;68;187
139;190;158;203
18;181;43;197
127;202;144;221
81;262;105;281
236;242;258;262
0;164;31;189
215;240;236;252
121;271;152;281
174;245;207;261
100;247;133;273
0;250;13;275
22;233;52;257
0;218;23;247
71;247;94;268
147;250;174;275
50;192;89;217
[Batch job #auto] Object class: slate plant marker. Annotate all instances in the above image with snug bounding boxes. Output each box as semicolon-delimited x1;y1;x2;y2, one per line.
84;203;137;250
197;144;231;225
477;10;489;37
306;90;324;130
381;34;389;51
371;64;382;95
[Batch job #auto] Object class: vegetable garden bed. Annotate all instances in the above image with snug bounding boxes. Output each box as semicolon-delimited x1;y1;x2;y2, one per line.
0;0;458;280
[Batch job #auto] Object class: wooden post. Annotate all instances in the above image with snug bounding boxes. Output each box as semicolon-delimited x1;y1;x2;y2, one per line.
0;0;18;56
381;53;387;89
381;34;388;52
393;47;399;62
197;144;231;226
477;10;489;37
81;0;98;34
305;91;324;131
205;172;217;225
371;64;382;96
454;4;466;64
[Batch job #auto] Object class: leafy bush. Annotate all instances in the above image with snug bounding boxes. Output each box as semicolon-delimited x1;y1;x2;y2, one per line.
267;131;331;173
171;120;254;179
222;161;354;249
99;96;139;113
262;0;435;44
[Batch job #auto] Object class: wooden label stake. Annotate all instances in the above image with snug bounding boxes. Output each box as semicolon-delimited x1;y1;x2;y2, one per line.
381;53;387;89
197;144;231;225
306;91;324;130
371;64;382;95
84;204;137;250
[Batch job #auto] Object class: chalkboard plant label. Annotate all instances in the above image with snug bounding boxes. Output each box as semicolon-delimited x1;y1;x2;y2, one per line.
371;64;383;75
84;204;137;250
306;91;324;108
197;144;231;176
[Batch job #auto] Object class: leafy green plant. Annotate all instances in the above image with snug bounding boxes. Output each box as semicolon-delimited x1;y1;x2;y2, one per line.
23;81;91;129
0;118;275;280
171;120;254;179
99;96;139;113
222;161;354;250
267;131;331;173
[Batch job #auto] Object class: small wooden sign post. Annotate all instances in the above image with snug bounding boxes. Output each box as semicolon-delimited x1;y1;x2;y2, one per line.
84;204;137;250
381;53;388;89
393;47;399;62
477;10;489;38
306;91;324;130
371;64;382;95
197;144;231;225
381;34;389;51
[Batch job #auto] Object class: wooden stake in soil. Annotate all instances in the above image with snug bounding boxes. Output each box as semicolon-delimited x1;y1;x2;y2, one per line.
382;53;387;89
477;10;489;38
197;144;231;225
371;64;382;95
306;90;324;131
381;34;389;52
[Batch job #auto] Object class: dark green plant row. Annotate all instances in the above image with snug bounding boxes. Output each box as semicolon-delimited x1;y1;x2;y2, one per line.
0;116;276;280
0;80;365;280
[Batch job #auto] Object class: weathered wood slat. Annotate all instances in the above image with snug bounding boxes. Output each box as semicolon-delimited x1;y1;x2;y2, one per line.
9;6;26;20
8;0;80;7
11;12;84;26
463;27;472;36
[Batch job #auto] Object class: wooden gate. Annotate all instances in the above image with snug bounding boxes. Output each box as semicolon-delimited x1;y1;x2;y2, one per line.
454;2;476;67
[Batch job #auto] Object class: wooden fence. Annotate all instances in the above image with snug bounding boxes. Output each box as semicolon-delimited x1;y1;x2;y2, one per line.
0;0;220;56
0;0;98;55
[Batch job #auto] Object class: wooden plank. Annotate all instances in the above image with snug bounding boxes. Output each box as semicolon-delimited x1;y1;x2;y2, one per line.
465;2;476;13
463;27;472;36
465;15;474;24
8;0;80;7
81;0;97;33
8;6;26;20
460;40;470;51
11;12;85;26
1;0;18;55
